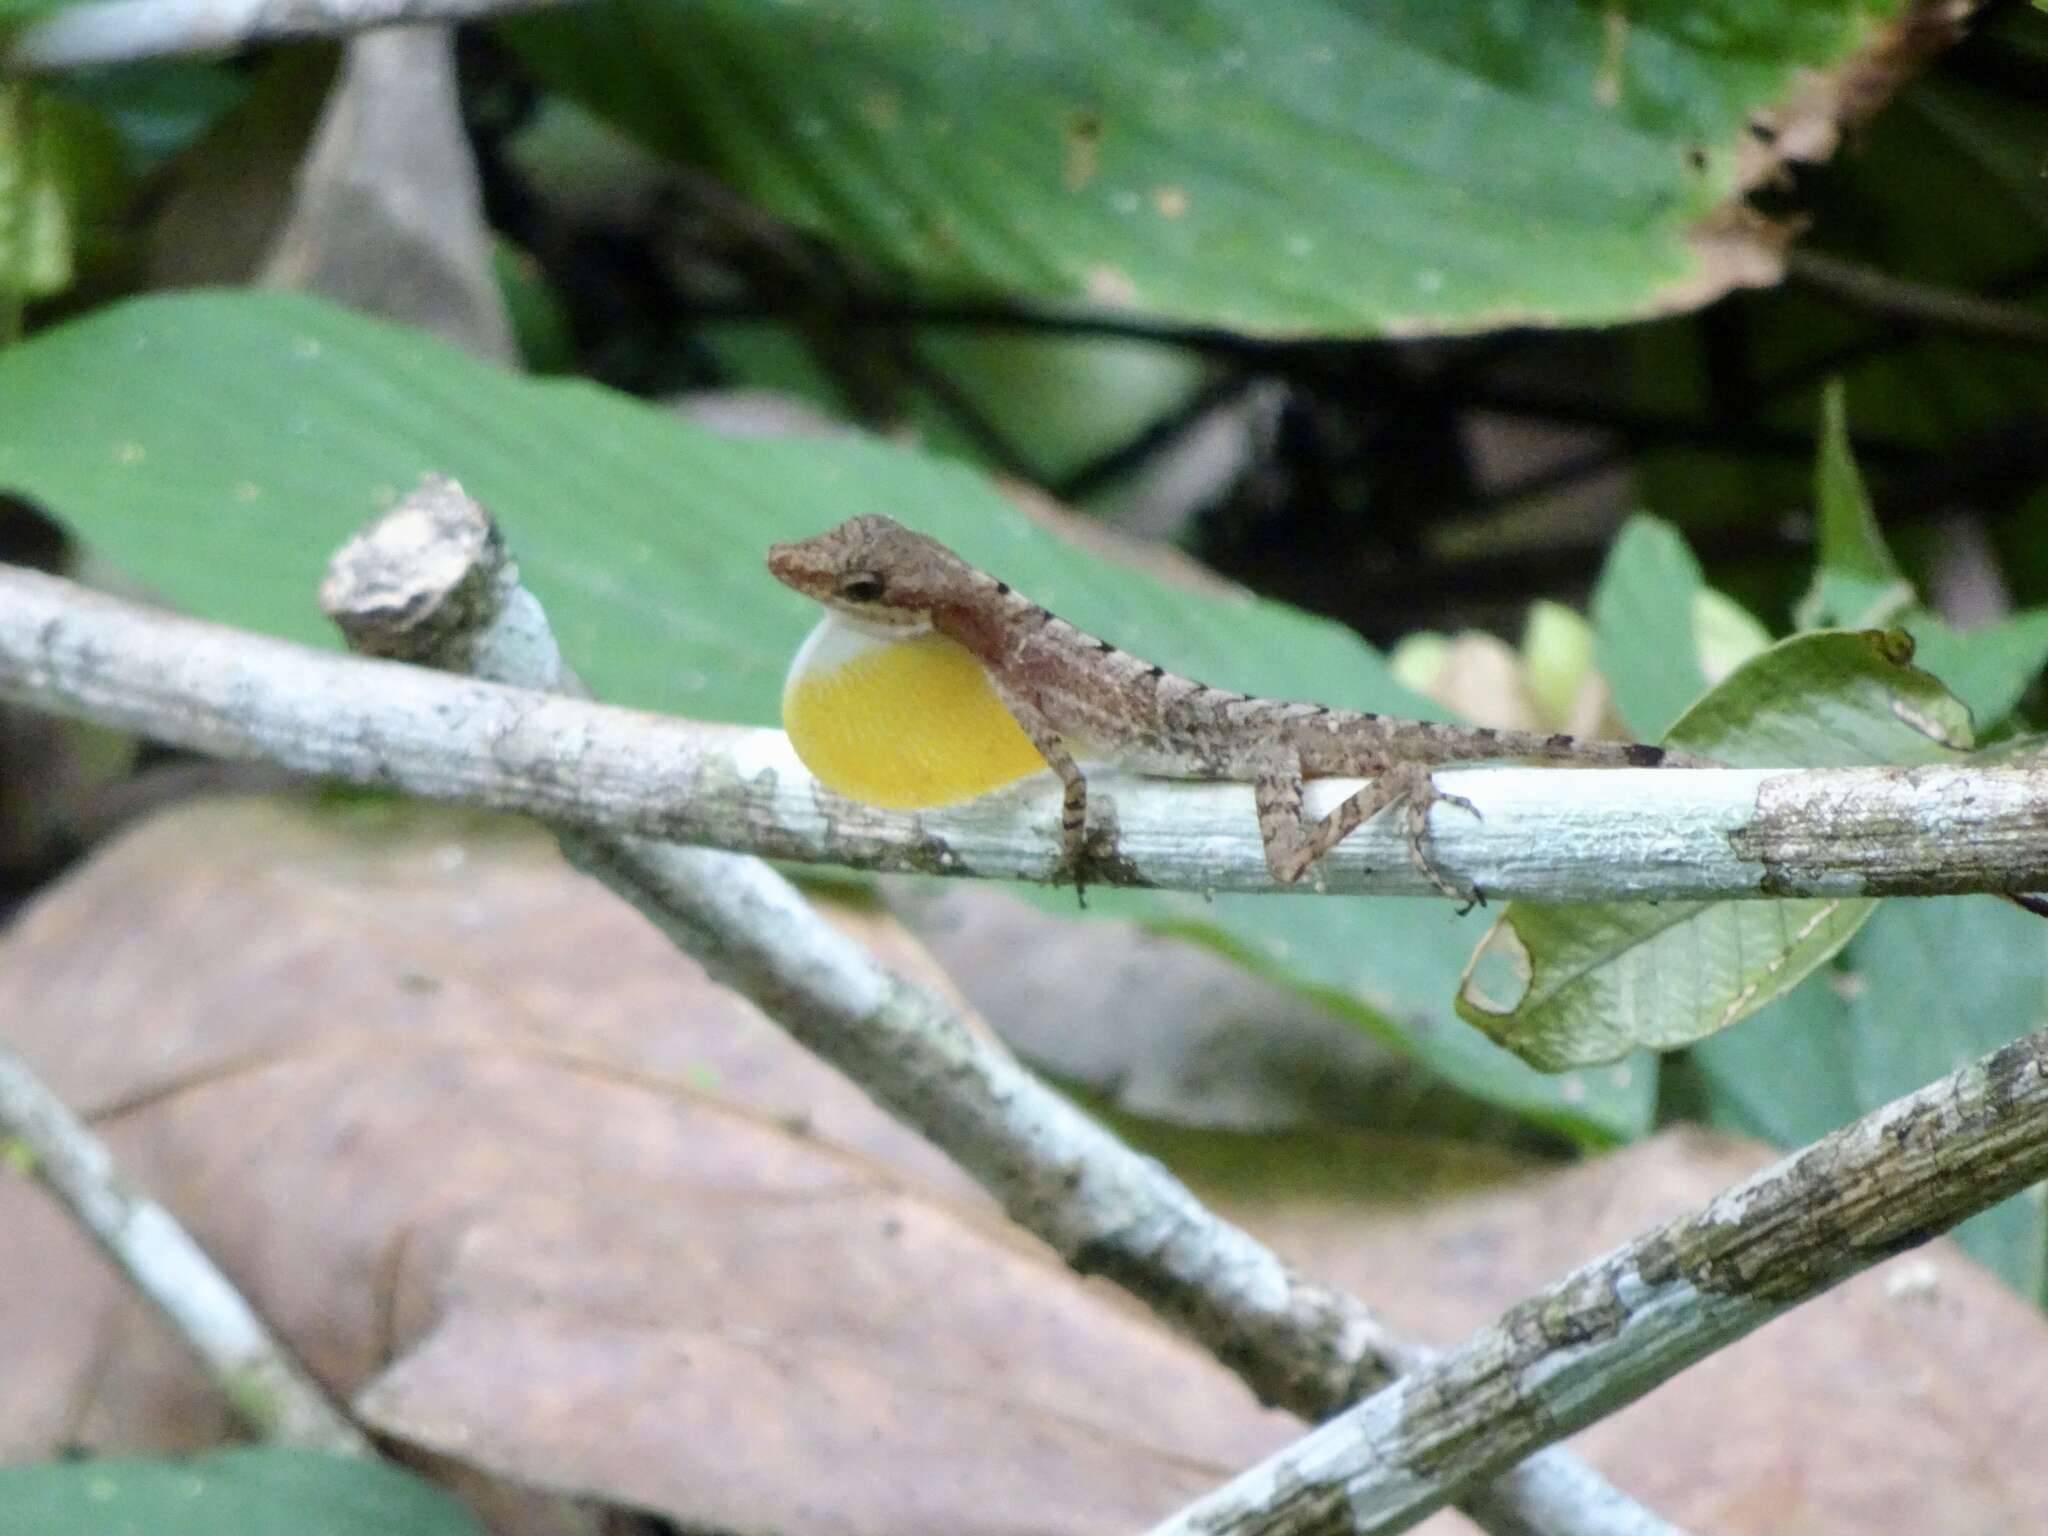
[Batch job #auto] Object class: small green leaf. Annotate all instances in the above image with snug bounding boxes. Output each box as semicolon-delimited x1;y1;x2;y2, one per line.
1456;630;1975;1070
0;1449;482;1536
1591;516;1712;738
1520;600;1594;730
2;1132;36;1174
1795;380;1914;631
0;82;74;301
1691;585;1773;685
0;79;129;311
1900;607;2048;732
1388;631;1453;699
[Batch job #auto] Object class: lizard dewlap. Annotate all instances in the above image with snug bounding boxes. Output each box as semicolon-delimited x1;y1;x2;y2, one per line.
782;610;1048;809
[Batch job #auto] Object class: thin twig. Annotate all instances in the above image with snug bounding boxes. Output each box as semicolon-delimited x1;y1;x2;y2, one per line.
1146;1026;2048;1536
0;1042;370;1453
3;562;2046;902
1759;252;2048;402
1787;248;2048;353
307;473;1689;1536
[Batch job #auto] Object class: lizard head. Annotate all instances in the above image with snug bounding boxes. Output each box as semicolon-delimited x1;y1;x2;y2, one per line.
767;514;977;636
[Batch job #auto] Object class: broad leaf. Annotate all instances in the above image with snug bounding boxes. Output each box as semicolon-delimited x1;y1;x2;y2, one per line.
502;0;1929;336
0;289;1639;1137
0;1449;481;1536
1456;630;1975;1070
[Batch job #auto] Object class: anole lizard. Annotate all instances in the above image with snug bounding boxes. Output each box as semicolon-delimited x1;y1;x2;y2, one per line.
767;515;1707;898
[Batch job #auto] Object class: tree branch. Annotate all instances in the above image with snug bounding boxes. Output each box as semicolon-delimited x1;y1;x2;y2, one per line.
1;563;2044;903
6;0;574;72
1146;1027;2048;1536
304;474;1688;1536
0;1041;370;1453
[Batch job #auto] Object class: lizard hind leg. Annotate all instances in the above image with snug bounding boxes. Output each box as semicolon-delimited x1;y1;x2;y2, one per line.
1254;754;1481;901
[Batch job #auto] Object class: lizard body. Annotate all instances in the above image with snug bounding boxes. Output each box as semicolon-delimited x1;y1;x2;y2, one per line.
768;515;1704;894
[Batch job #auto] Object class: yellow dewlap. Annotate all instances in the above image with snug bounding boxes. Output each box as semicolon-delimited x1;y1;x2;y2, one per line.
781;611;1048;809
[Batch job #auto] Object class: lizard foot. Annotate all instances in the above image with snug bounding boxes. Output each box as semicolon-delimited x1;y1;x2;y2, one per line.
1055;817;1108;908
1389;762;1483;905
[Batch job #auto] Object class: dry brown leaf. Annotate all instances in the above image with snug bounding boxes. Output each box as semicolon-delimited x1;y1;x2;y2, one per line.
1162;1122;2048;1534
0;797;1293;1535
3;796;2044;1536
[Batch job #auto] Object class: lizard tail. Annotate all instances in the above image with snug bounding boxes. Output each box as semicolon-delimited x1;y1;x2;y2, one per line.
1408;720;1718;770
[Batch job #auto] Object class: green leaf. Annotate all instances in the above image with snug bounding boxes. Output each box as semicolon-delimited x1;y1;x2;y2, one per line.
0;289;1648;1137
1456;630;1975;1070
0;80;129;308
1901;607;2048;733
1069;886;1657;1143
0;82;72;302
0;1449;482;1536
0;0;102;16
0;291;1435;725
1591;516;1712;738
501;0;1913;337
48;59;251;174
1688;898;2048;1302
1520;600;1594;730
1691;584;1773;683
1795;380;1913;630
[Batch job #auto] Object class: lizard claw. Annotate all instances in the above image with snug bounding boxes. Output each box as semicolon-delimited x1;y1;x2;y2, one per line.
1056;821;1092;908
1392;765;1483;905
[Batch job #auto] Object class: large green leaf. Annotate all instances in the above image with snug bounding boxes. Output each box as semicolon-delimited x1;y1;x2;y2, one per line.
1456;629;1975;1070
0;289;1643;1138
0;291;1435;722
1687;898;2048;1303
501;0;1923;337
0;1449;482;1536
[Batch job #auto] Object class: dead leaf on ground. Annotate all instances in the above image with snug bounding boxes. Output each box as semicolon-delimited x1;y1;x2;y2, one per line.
1154;1120;2048;1534
0;797;1294;1536
1;795;2044;1536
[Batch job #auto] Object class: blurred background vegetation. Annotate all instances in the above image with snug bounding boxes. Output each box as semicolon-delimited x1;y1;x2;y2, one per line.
3;3;2047;1530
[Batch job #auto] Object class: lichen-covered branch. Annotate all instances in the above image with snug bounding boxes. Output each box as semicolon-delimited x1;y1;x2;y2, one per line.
1146;1030;2048;1536
0;1042;370;1454
308;474;1688;1536
7;0;573;72
1;562;2043;903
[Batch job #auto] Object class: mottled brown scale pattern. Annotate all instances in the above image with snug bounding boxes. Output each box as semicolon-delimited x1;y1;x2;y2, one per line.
767;515;1707;895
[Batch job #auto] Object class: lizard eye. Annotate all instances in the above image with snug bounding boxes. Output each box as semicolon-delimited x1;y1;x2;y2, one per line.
838;573;887;603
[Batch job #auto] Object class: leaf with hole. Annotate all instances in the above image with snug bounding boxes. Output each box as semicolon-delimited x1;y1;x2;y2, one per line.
1456;629;1975;1070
